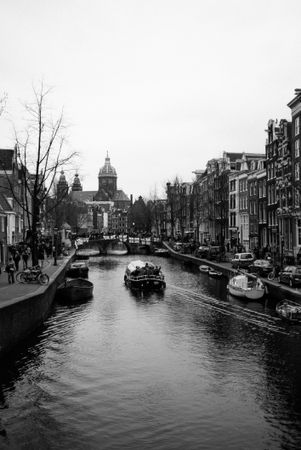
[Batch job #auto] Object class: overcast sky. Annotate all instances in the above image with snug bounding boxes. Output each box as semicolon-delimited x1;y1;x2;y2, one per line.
1;0;300;199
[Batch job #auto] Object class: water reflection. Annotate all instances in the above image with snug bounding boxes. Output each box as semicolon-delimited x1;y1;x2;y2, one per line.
1;255;301;449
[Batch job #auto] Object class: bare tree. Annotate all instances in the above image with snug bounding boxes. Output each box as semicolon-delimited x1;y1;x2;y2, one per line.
0;82;77;264
0;92;7;117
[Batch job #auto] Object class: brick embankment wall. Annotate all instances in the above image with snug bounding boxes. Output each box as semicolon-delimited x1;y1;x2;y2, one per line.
0;256;72;358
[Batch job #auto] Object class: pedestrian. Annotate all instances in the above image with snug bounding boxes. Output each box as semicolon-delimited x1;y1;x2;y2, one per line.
5;257;16;284
22;248;29;269
45;241;52;259
38;243;45;268
13;250;21;272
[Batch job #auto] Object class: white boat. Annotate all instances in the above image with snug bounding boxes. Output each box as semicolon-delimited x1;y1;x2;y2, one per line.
124;260;166;290
227;274;265;300
199;265;210;273
107;241;128;255
276;300;301;323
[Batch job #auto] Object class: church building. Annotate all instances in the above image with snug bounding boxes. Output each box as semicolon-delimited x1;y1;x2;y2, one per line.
69;153;131;234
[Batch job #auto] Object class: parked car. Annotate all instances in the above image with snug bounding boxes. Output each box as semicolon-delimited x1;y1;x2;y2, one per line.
248;259;274;277
279;266;301;287
197;245;210;258
231;252;254;269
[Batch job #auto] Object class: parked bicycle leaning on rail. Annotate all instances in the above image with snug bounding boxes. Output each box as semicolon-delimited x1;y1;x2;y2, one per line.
267;264;281;281
16;265;49;285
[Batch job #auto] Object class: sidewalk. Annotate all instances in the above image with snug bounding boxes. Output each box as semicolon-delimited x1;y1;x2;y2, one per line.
0;255;71;306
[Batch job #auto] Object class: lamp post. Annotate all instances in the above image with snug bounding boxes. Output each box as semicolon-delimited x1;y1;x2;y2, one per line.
53;227;58;266
281;235;285;269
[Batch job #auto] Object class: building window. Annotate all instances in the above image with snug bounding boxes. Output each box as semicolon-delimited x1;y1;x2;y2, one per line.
295;189;300;208
295;116;300;136
230;180;236;191
298;220;301;246
295;162;300;181
295;139;300;158
230;212;236;227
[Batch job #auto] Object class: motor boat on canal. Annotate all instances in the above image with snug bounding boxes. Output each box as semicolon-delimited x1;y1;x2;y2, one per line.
124;260;166;290
66;261;89;278
276;299;301;323
153;248;170;257
199;265;210;273
227;273;265;300
56;278;94;303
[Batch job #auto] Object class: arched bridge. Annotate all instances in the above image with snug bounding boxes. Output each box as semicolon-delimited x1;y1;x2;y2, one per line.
76;237;155;256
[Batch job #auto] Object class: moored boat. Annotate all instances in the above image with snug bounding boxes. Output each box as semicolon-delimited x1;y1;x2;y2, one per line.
153;248;170;257
227;273;265;300
276;300;301;323
124;260;166;290
208;269;223;278
199;265;210;273
76;248;100;258
56;278;94;302
66;261;89;278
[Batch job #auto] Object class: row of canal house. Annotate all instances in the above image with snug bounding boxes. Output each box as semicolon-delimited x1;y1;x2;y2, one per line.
0;146;33;266
164;89;301;264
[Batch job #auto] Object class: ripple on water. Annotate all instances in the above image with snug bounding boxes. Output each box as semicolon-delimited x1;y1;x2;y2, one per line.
1;256;301;449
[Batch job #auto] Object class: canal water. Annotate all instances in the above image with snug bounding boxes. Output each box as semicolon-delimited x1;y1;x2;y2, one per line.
1;255;301;449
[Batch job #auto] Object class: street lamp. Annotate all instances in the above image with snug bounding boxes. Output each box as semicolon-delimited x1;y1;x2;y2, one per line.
53;227;58;266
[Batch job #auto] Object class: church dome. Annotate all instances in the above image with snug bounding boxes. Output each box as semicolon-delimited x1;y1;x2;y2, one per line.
98;153;117;178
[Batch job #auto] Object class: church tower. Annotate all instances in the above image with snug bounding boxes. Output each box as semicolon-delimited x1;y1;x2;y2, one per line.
57;170;69;199
96;152;117;200
71;173;83;191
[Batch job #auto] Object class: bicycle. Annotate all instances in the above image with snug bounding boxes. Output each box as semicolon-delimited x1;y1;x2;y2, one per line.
267;266;280;281
16;265;49;285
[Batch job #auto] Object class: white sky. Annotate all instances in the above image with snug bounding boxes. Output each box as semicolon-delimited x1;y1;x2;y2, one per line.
1;0;301;200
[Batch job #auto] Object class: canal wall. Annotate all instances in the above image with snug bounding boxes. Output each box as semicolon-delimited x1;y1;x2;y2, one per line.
163;242;301;303
0;257;70;359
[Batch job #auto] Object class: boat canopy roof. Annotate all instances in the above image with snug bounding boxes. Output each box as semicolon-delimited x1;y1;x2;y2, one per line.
127;260;155;272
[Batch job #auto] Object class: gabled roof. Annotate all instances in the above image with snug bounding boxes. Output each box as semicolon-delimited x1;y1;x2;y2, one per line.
70;188;130;204
113;190;130;202
69;190;97;203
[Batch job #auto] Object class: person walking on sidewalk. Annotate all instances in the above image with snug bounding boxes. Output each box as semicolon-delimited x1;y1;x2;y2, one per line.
5;257;16;284
38;242;45;268
22;248;29;269
13;250;21;272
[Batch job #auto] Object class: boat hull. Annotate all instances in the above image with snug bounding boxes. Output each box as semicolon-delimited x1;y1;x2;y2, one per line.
124;260;166;291
153;249;170;257
208;270;223;278
107;250;128;255
227;274;265;300
66;261;89;278
56;279;94;302
125;276;166;290
276;300;301;323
